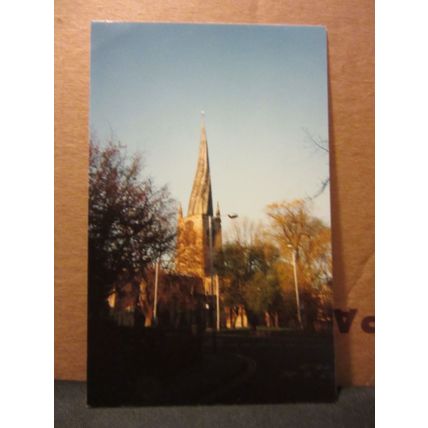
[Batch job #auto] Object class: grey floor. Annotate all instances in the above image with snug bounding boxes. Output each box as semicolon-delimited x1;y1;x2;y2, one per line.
55;381;374;428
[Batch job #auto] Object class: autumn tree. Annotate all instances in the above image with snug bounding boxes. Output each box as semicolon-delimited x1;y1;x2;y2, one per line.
88;139;176;315
266;199;332;329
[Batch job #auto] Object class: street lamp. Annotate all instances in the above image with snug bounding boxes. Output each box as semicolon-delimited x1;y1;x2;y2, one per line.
153;258;160;325
288;244;302;329
208;216;215;329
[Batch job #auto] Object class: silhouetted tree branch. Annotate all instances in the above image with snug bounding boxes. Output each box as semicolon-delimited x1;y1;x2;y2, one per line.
88;138;176;314
302;128;330;199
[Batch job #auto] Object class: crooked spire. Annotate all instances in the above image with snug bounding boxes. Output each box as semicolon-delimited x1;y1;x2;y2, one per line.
187;112;213;216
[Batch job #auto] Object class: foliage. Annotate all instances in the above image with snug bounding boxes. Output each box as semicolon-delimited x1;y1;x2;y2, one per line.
215;222;284;326
88;139;176;312
215;242;251;309
245;270;282;318
217;202;332;329
266;199;332;291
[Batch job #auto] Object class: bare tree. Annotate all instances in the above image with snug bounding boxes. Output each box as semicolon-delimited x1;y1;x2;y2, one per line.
303;128;330;199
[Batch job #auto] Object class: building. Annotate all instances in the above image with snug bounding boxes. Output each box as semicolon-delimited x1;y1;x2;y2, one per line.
175;116;222;296
175;115;248;329
108;115;247;329
106;118;219;329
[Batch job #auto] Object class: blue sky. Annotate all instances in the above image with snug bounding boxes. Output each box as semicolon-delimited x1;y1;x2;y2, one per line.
90;23;331;229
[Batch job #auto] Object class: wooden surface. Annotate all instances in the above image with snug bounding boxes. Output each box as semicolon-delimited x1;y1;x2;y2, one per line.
55;0;374;385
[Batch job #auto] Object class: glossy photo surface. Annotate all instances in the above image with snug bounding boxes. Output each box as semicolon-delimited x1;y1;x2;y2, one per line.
87;23;335;406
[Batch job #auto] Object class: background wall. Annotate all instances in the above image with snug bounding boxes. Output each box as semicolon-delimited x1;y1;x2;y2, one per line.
55;0;374;385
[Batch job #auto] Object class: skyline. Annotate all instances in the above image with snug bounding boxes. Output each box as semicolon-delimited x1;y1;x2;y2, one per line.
90;23;331;230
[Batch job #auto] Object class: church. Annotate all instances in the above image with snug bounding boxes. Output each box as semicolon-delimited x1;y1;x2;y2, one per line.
108;115;248;329
175;115;248;329
175;115;222;295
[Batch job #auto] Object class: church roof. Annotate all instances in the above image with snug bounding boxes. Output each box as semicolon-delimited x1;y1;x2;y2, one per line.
187;115;213;216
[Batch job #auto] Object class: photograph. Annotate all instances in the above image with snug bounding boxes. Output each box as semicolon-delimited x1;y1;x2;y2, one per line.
87;22;335;406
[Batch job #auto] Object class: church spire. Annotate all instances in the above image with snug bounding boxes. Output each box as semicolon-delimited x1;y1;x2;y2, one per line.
187;112;213;216
216;201;221;217
200;110;207;142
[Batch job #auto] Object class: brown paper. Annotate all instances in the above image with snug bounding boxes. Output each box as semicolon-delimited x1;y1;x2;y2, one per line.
55;0;374;386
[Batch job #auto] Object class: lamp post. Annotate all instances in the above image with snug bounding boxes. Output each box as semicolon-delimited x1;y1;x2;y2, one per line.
153;258;160;325
208;215;215;329
288;244;302;329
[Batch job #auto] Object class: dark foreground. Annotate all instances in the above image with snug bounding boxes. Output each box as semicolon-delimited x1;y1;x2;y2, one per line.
209;331;336;404
88;326;335;406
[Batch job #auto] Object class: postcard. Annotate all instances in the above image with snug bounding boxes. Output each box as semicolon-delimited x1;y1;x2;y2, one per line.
87;23;335;406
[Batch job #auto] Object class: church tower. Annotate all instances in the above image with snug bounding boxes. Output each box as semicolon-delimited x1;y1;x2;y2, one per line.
176;114;222;295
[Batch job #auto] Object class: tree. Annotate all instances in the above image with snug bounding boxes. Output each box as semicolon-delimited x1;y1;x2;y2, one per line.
303;128;330;199
88;139;176;315
215;219;284;328
214;242;251;327
266;199;332;329
245;269;283;328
